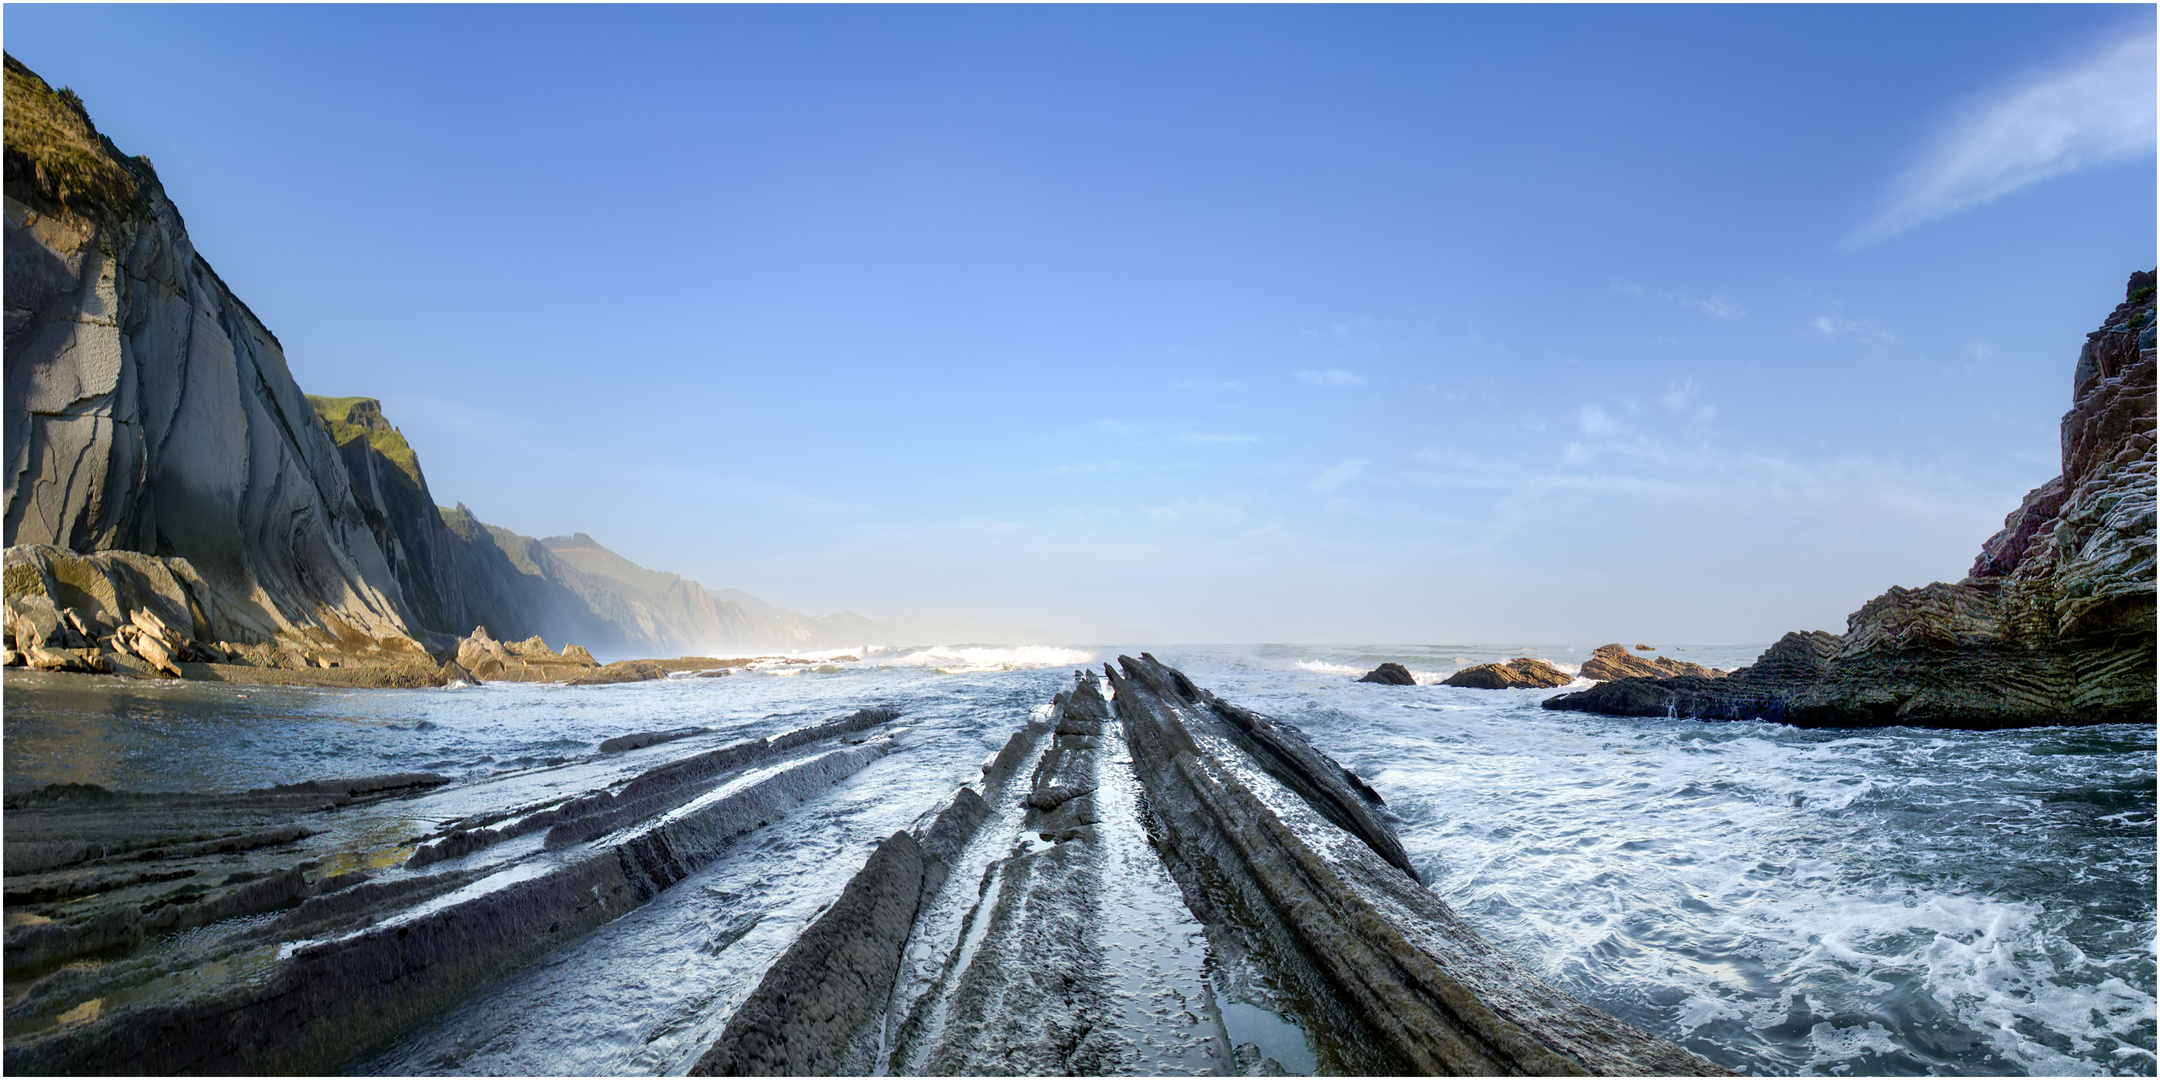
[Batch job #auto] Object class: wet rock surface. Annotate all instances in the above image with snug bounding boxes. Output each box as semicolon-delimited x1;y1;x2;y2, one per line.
1105;654;1722;1075
1550;274;2155;729
1355;662;1416;685
1442;656;1573;689
1576;643;1724;682
5;661;1726;1077
1;708;907;1074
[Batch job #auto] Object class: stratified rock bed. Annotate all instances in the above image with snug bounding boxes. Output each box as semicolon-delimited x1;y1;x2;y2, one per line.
2;708;907;1074
2;662;1729;1076
1548;272;2156;729
1442;656;1575;689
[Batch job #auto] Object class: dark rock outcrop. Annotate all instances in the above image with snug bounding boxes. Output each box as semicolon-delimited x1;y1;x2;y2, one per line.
5;56;419;655
1550;273;2155;728
1578;643;1724;681
1443;656;1575;689
1107;655;1725;1075
1356;661;1417;685
693;832;928;1077
694;781;993;1077
2;710;902;1075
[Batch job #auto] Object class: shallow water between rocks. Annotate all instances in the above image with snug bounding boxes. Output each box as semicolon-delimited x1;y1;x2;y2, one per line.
4;642;2152;1076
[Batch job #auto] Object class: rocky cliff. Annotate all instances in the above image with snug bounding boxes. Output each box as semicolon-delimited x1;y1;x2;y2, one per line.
310;393;1033;658
4;53;1059;679
1548;272;2156;728
4;55;418;653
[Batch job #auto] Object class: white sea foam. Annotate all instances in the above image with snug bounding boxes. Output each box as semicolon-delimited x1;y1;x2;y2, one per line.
864;645;1096;674
1292;659;1366;675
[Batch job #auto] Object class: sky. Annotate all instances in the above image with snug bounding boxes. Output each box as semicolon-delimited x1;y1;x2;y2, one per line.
6;5;2154;644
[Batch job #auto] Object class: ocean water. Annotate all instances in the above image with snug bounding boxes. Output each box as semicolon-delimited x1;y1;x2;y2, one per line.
3;642;2151;1076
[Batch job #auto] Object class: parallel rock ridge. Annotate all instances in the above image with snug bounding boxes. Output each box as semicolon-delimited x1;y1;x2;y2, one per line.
2;708;908;1074
1549;271;2157;728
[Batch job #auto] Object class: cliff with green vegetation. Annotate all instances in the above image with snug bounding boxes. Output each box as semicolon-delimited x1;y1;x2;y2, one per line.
4;54;420;660
4;52;1042;682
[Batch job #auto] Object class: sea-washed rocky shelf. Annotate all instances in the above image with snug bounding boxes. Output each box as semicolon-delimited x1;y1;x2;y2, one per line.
2;655;1730;1076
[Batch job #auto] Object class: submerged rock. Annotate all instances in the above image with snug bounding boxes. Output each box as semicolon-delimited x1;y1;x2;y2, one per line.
1356;661;1417;685
1550;271;2156;729
1443;656;1573;689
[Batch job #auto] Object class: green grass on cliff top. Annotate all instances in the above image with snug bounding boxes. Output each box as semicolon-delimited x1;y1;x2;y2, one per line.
308;395;426;490
3;53;143;224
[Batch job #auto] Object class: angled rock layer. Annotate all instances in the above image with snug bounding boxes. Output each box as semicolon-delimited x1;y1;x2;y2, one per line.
1548;273;2156;728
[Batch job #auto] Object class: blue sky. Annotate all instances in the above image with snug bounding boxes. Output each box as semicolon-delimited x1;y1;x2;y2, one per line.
8;5;2153;643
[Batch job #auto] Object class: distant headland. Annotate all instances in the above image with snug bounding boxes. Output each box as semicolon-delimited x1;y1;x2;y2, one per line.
2;53;1037;689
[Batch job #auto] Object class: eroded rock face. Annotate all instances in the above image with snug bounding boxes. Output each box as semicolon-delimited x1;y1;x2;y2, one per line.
1550;273;2156;728
1;543;443;685
4;57;416;652
1578;644;1724;681
1443;656;1574;689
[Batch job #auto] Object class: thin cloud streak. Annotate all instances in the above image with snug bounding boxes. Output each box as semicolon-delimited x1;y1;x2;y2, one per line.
1847;31;2157;246
1296;369;1368;387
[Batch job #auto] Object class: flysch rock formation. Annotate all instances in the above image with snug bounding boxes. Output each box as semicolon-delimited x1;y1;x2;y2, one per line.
2;707;905;1074
1576;643;1724;682
3;661;1728;1076
1442;656;1575;689
699;657;1725;1077
3;55;1007;686
4;55;425;675
1548;272;2156;728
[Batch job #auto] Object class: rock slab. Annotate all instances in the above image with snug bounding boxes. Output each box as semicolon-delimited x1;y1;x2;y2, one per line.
1443;657;1574;689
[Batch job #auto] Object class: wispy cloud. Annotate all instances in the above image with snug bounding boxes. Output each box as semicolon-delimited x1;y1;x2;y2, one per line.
1611;281;1747;320
1178;432;1263;445
1309;459;1368;493
1295;368;1368;387
1683;296;1747;321
1810;313;1902;351
1659;378;1717;425
1847;31;2157;246
1577;405;1627;440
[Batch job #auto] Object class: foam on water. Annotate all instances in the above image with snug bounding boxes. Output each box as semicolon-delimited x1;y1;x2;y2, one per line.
1156;649;2155;1076
857;644;1098;673
4;644;2149;1076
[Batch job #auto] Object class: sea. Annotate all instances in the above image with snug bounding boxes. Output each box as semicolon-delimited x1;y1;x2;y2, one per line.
4;642;2153;1077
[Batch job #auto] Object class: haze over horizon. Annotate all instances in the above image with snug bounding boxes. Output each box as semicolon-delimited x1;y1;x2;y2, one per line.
8;5;2153;644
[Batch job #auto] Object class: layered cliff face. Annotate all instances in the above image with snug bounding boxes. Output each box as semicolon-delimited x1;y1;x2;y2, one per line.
4;52;1053;678
304;395;622;653
3;56;415;649
1549;272;2156;728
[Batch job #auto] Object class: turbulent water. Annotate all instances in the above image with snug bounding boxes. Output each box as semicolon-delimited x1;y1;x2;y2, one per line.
4;642;2152;1076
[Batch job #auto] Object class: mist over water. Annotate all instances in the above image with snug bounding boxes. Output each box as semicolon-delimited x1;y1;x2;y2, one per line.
4;642;2151;1076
